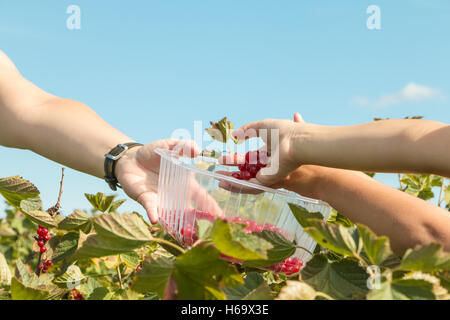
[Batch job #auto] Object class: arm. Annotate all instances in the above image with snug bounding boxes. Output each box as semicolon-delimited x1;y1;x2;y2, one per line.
0;50;200;223
279;166;450;255
235;115;450;186
296;119;450;176
0;50;131;178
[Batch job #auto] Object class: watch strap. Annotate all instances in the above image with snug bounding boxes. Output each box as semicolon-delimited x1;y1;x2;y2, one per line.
104;142;143;191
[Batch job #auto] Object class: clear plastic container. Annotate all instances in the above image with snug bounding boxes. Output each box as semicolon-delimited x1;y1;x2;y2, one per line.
156;149;332;273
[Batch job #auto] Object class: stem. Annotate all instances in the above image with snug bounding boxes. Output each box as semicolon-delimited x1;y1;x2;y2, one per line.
56;168;65;208
438;178;446;207
295;245;314;256
35;251;43;276
116;266;123;289
152;238;186;254
398;173;404;190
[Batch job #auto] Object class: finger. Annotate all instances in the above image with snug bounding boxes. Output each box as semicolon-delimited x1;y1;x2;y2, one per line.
294;112;305;123
254;164;293;187
232;120;271;141
137;192;159;224
169;139;201;158
216;171;265;195
218;153;245;166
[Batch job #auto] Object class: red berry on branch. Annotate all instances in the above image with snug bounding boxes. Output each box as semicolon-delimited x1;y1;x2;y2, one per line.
40;247;47;253
42;269;47;274
44;234;51;241
45;260;52;267
38;265;43;270
37;241;44;247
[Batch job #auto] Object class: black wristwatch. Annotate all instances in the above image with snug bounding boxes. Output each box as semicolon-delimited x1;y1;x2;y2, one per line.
104;142;143;191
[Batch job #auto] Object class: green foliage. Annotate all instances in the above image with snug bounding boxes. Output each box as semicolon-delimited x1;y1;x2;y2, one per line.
205;117;240;143
0;173;448;300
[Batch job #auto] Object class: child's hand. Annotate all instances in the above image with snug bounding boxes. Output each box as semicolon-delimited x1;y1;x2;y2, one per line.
220;113;308;187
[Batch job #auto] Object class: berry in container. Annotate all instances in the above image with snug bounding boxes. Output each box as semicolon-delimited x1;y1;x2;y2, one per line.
155;149;332;274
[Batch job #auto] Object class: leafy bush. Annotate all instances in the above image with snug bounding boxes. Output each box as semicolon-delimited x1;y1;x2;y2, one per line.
0;171;449;300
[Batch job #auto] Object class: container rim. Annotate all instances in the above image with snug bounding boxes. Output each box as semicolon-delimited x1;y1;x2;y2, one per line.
155;148;330;207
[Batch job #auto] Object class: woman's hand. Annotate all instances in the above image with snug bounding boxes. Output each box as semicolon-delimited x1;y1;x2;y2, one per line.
221;113;310;187
115;139;200;224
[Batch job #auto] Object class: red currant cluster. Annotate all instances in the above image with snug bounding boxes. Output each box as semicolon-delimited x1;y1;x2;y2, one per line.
231;150;269;180
266;256;303;275
70;289;85;300
176;209;303;275
37;260;52;274
34;225;51;253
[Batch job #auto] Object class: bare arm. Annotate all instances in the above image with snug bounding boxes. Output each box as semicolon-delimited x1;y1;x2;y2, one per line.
0;50;202;223
0;50;131;178
281;166;450;255
236;115;450;186
296;119;450;177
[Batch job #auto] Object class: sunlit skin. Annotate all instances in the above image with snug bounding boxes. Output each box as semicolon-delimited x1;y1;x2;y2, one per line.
221;114;450;255
0;50;201;224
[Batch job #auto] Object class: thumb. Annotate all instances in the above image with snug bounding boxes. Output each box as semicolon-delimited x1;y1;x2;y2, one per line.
137;192;159;224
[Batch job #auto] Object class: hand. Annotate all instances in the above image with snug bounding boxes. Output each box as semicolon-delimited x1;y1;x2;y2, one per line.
115;139;199;224
220;113;308;187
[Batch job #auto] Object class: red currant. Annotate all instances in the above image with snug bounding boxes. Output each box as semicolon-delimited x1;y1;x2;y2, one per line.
45;260;52;267
44;234;51;241
40;247;47;253
231;172;241;179
240;171;252;180
37;241;44;247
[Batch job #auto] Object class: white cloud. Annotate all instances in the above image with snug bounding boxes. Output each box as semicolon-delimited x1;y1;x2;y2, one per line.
351;83;444;108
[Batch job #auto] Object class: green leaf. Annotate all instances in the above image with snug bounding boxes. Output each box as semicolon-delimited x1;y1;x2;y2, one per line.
223;272;271;300
88;287;110;300
301;254;369;300
303;221;360;257
357;224;398;267
196;219;213;241
132;256;174;298
444;185;450;206
0;223;17;237
54;265;85;289
10;277;50;300
108;199;126;213
243;230;296;268
205;117;236;143
212;219;273;261
69;212;153;259
400;243;450;272
19;200;56;228
0;176;40;209
173;245;244;300
120;251;140;269
328;210;354;228
276;280;325;300
93;212;152;242
73;229;150;260
85;192;116;213
58;210;90;230
0;251;11;285
367;276;436;300
50;232;79;262
288;203;324;228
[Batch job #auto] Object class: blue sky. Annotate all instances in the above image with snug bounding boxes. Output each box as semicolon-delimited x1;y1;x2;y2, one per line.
0;1;449;218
